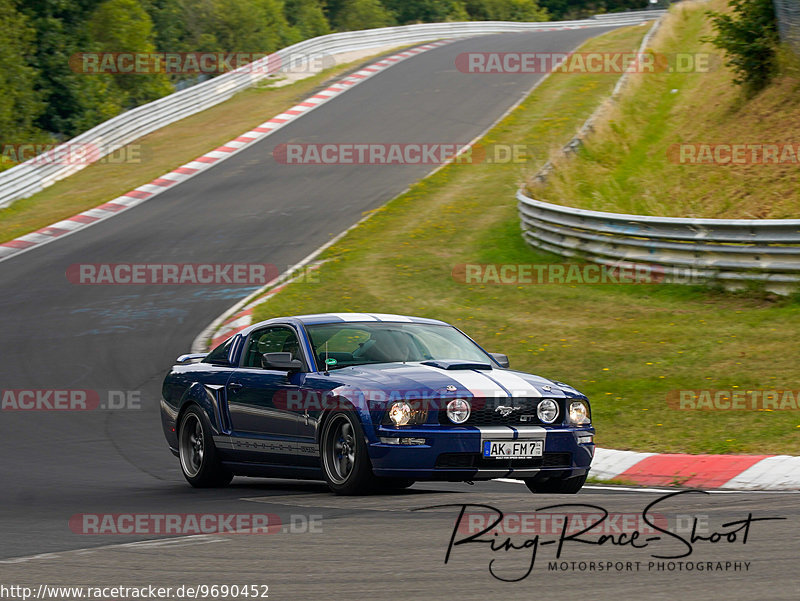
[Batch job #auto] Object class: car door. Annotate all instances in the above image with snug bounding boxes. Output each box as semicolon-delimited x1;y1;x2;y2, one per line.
225;325;308;464
293;325;372;467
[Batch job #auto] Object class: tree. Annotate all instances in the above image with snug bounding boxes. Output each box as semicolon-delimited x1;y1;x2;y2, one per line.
255;0;302;47
382;0;459;24
498;0;549;21
706;0;779;93
143;0;191;53
333;0;394;31
285;0;331;37
0;0;43;143
449;2;470;20
209;0;299;51
15;0;122;137
88;0;173;106
173;0;225;53
538;1;649;20
463;0;548;22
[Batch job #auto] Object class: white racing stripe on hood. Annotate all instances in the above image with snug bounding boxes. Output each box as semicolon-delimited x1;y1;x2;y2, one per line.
417;364;509;398
484;370;543;398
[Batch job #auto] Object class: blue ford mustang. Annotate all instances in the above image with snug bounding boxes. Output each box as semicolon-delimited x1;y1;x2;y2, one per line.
161;313;594;495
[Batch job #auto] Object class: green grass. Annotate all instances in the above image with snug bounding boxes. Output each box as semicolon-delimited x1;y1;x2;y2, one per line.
586;476;642;487
532;0;800;219
0;48;410;244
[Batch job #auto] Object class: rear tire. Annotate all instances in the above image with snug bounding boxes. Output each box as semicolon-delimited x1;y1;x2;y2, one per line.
524;474;586;494
178;406;233;488
320;411;376;495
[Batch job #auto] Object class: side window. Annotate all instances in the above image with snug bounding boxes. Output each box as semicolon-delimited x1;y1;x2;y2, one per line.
244;327;302;368
204;337;234;365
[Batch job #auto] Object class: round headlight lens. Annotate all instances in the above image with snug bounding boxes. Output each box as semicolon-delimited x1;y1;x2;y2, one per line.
446;399;471;424
537;399;559;424
569;401;590;425
388;401;413;426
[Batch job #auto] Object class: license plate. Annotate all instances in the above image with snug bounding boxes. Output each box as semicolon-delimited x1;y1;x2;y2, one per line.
482;439;543;459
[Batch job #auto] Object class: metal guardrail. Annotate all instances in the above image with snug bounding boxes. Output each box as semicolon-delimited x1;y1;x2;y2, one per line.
0;14;662;209
774;0;800;54
517;190;800;289
519;6;800;292
592;9;668;20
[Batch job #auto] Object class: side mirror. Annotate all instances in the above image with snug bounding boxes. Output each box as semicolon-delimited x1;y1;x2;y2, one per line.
176;353;208;364
490;353;510;368
261;352;303;372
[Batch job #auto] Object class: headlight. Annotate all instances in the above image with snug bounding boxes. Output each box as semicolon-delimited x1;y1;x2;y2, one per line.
387;401;412;426
446;398;471;424
385;401;427;426
568;401;590;425
536;399;559;424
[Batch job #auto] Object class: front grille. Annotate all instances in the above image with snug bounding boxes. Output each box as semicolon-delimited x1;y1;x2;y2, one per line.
437;397;562;427
435;452;571;469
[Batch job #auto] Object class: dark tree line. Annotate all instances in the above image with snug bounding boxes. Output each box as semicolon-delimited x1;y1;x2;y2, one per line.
537;0;651;20
0;0;650;161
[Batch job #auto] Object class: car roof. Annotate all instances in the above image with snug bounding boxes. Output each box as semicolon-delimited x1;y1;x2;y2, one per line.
245;313;449;333
293;313;447;326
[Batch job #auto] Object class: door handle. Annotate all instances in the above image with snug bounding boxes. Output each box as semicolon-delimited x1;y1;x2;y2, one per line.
228;382;243;393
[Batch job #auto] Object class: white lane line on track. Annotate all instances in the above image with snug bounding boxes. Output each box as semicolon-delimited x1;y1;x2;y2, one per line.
0;535;230;564
494;478;800;494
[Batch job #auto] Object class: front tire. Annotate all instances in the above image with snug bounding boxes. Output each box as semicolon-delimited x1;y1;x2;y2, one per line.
178;406;233;488
320;411;376;495
524;474;586;494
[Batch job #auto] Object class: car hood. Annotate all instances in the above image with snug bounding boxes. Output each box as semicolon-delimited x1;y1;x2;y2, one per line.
324;362;585;400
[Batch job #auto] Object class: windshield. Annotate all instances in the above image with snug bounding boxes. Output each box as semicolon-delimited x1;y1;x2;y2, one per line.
305;322;491;370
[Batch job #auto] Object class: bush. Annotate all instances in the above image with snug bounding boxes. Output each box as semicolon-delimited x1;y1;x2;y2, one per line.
706;0;779;93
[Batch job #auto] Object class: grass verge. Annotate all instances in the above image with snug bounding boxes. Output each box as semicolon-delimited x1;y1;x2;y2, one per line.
247;20;800;456
0;47;409;244
530;0;800;219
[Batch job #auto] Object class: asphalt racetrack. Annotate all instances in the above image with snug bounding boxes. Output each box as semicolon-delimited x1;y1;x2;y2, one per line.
1;26;797;600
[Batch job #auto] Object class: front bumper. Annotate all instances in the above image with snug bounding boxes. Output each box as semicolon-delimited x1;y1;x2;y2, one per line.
369;424;594;481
